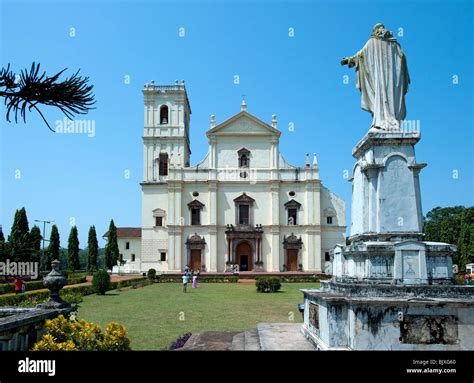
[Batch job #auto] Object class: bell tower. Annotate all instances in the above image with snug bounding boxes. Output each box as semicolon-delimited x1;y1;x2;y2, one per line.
142;80;191;182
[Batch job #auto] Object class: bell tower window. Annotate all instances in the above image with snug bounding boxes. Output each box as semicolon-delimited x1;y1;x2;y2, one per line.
238;148;250;179
159;153;168;176
160;105;169;124
238;148;250;168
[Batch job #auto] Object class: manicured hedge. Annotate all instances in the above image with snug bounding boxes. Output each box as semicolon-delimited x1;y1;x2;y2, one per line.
278;275;328;283
156;274;325;284
157;275;239;283
0;276;146;306
0;276;87;295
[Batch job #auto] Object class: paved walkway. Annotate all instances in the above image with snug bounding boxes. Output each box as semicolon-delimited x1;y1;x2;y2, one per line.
256;323;315;350
180;323;315;351
180;331;239;351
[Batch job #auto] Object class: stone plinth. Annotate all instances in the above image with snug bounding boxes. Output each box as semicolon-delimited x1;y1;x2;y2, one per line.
333;240;455;286
301;282;474;351
350;131;426;241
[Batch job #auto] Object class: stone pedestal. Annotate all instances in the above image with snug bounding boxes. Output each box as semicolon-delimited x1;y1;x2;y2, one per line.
301;130;474;350
350;131;426;241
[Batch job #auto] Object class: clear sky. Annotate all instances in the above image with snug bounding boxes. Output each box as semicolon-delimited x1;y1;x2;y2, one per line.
1;0;473;247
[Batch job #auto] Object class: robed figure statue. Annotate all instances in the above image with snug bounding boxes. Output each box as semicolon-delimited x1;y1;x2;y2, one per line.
341;23;410;132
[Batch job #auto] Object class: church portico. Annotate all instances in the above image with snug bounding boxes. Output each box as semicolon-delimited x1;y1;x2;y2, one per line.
225;224;264;272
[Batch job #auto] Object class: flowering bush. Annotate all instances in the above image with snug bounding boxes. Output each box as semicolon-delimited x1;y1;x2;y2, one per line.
168;333;192;350
32;315;131;351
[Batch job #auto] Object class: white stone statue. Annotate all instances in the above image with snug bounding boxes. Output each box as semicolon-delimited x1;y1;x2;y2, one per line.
341;23;410;132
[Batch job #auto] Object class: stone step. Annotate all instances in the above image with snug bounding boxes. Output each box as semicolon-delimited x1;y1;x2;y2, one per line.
230;332;245;350
257;323;315;350
243;328;261;350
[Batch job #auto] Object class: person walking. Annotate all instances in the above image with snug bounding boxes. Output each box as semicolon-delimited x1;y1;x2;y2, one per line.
182;273;189;293
465;273;471;285
14;276;24;294
192;271;198;289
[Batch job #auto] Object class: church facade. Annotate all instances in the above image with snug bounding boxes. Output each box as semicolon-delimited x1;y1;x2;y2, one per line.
133;82;345;273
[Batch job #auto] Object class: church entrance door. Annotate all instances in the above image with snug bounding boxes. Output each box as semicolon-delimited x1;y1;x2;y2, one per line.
236;242;252;271
190;249;201;271
287;249;298;271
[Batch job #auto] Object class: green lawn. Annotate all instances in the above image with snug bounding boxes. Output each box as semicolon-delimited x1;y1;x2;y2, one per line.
77;282;317;350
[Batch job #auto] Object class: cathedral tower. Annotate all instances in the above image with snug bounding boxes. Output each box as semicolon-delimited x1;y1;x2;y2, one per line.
142;81;191;182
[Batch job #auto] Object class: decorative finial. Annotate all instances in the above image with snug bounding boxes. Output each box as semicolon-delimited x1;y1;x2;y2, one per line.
271;114;277;128
150;80;155;85
305;153;310;167
181;80;185;85
210;114;216;128
175;79;179;84
241;95;247;111
313;152;318;168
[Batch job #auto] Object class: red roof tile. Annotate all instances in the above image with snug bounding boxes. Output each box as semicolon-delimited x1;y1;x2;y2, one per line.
103;227;141;238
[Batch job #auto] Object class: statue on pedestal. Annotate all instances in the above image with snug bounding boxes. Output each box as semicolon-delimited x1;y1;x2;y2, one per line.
341;23;410;132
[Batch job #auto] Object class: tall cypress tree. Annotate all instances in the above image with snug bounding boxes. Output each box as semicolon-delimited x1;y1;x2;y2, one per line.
104;220;119;270
67;226;80;272
87;225;99;272
29;225;42;264
7;207;30;261
46;224;60;269
0;226;5;262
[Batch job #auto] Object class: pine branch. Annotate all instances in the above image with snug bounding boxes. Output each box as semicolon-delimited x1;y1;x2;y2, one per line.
1;62;96;131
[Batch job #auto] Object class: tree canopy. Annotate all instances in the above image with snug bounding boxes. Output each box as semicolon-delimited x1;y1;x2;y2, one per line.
424;206;474;269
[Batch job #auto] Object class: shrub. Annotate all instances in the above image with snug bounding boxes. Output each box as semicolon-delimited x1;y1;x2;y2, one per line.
92;269;111;295
60;290;84;305
0;276;87;295
0;276;146;306
33;315;131;351
256;277;281;293
147;268;157;281
168;333;192;350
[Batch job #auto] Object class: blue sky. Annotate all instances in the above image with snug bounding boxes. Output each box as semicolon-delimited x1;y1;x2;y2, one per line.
1;0;473;246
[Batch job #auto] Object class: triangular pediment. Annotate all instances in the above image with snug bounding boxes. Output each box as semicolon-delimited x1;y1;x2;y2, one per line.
206;111;281;137
233;192;255;204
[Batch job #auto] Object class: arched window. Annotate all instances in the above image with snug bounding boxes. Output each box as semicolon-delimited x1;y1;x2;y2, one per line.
239;154;249;168
160;105;169;124
238;148;250;168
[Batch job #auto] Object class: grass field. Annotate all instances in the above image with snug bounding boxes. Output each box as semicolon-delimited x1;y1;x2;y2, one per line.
77;282;318;350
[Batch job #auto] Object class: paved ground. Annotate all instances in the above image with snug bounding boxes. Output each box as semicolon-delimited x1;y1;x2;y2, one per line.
180;331;239;351
180;323;315;351
256;323;314;350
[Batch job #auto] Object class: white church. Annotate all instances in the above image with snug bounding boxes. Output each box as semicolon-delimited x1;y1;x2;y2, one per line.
113;82;346;273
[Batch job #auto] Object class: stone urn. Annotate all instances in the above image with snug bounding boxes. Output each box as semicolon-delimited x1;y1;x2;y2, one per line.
37;259;70;309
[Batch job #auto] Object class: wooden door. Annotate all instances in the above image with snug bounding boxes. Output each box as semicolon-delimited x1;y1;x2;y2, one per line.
190;250;201;271
287;249;298;271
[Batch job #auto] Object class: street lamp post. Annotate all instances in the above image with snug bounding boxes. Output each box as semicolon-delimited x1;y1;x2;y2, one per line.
34;219;54;270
